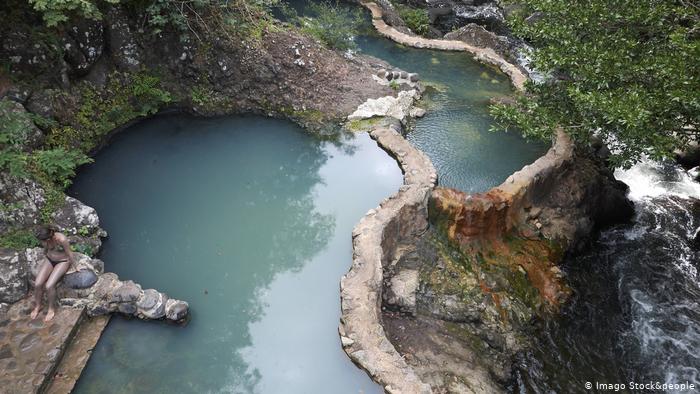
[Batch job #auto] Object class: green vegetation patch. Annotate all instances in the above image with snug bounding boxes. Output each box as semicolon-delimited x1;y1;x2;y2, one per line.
47;71;173;154
291;2;364;51
0;228;39;249
396;5;430;36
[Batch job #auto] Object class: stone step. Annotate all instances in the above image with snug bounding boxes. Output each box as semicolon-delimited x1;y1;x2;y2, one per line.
45;315;110;394
0;298;84;394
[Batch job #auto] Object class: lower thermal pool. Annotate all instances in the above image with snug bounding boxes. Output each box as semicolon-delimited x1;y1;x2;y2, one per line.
70;115;401;393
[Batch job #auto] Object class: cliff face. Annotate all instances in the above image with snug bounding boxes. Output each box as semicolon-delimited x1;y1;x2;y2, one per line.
426;132;633;312
0;1;394;137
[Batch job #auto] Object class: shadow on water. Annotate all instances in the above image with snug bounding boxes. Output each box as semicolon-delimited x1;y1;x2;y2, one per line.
70;114;400;393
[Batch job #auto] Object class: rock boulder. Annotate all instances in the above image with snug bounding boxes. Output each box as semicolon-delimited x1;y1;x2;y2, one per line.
0;249;27;303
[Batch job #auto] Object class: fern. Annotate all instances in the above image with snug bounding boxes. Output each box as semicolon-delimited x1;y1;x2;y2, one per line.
31;148;93;188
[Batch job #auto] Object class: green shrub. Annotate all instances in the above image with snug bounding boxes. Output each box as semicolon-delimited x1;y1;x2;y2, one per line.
71;243;94;256
397;5;430;36
301;2;363;51
0;228;39;249
492;0;700;167
0;99;91;188
389;80;399;90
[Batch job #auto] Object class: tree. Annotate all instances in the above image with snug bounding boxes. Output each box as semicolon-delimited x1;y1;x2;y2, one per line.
491;0;700;167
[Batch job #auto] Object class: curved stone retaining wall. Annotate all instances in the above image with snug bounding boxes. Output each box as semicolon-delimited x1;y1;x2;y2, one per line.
339;6;590;391
339;125;436;394
361;2;528;91
495;130;572;230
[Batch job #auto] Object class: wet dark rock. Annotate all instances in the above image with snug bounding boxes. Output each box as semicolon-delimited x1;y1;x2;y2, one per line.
62;270;98;289
453;3;506;33
104;7;142;71
675;144;700;169
62;19;105;76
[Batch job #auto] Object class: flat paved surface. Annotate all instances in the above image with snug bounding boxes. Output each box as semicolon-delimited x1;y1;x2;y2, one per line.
0;298;83;394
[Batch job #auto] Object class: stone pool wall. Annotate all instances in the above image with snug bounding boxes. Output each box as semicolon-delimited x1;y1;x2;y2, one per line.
341;4;631;392
339;125;436;394
360;1;528;91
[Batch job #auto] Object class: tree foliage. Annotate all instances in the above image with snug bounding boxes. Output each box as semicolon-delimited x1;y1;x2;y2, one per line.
491;0;700;167
28;0;120;26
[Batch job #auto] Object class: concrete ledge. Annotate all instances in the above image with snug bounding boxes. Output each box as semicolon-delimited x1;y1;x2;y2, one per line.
361;2;528;91
494;130;575;235
45;315;110;394
339;125;436;394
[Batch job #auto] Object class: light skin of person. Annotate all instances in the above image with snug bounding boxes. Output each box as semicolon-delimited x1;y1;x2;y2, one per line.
30;230;74;322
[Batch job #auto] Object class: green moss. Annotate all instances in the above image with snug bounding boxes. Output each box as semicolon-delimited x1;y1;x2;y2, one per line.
71;243;94;257
38;183;65;224
0;228;39;249
278;107;327;126
345;117;383;132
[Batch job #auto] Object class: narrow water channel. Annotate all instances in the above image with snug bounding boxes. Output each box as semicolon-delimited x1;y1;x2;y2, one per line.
70;115;399;393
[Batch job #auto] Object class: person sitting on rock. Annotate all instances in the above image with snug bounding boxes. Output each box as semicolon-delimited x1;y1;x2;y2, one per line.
30;225;74;322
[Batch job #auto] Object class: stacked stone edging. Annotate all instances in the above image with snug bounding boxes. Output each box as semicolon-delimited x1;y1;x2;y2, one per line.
339;126;436;394
498;129;572;197
361;2;528;91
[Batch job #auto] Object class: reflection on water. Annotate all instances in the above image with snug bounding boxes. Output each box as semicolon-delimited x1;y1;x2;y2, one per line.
70;115;400;393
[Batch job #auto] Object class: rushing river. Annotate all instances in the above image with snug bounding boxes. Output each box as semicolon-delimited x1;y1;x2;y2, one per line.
513;161;700;393
70;115;399;393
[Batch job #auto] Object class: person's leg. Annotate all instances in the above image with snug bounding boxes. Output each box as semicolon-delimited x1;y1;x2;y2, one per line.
31;259;53;319
43;261;70;322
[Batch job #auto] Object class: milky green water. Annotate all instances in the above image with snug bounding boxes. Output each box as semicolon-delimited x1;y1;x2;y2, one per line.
70;115;400;393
